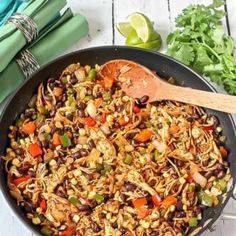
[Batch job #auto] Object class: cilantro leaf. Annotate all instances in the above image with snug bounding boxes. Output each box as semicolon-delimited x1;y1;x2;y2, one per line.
166;0;236;94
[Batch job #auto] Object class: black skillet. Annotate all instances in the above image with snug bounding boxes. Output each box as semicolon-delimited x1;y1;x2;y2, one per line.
0;46;236;235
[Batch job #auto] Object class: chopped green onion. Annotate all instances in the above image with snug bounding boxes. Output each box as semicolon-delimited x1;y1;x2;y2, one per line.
103;163;112;172
124;154;133;165
15;118;23;127
189;217;198;227
215;179;227;192
38;106;48;115
68;95;75;103
100;169;107;175
61;77;67;84
60;134;71;147
44;133;51;142
84;95;94;102
139;148;146;155
41;226;53;236
219;136;227;145
198;191;213;207
88;69;97;81
102;92;111;101
96;163;104;172
94;193;104;204
69;196;79;206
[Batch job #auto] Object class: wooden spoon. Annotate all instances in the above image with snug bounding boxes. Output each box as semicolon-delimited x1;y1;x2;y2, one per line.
99;59;236;114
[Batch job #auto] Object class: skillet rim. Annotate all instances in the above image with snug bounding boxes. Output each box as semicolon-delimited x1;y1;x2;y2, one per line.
0;45;235;236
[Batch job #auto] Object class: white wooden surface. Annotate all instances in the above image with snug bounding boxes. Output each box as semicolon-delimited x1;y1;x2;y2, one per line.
1;0;236;235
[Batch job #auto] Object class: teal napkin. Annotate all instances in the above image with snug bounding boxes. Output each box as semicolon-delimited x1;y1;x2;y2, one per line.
0;0;32;26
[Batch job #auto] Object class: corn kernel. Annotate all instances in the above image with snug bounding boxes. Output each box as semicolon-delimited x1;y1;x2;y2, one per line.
73;214;80;223
79;128;86;136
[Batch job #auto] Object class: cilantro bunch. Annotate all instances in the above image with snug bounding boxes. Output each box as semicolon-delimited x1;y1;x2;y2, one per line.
167;0;236;94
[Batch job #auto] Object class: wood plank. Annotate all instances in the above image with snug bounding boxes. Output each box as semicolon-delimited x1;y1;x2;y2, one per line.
67;0;113;50
113;0;170;52
226;0;236;37
0;192;32;236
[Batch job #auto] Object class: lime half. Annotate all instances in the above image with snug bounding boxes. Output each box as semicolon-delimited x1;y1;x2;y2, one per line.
125;30;143;46
116;22;134;37
135;38;162;51
128;12;154;43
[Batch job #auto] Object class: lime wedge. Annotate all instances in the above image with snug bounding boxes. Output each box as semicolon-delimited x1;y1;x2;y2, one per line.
116;22;134;38
135;38;162;51
125;30;143;46
128;12;154;43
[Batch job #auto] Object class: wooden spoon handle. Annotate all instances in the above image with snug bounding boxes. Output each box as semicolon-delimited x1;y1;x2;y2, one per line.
159;83;236;114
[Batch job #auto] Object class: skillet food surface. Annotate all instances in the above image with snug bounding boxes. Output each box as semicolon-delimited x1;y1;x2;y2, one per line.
1;59;232;236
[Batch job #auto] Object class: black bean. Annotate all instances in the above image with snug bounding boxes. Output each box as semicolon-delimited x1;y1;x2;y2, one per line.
18;162;31;173
78;102;86;109
146;196;152;204
176;201;183;211
61;94;67;102
111;222;118;229
218;164;225;171
87;88;93;95
96;92;103;98
25;110;34;118
120;194;128;202
176;159;184;167
124;182;136;191
78;109;86;118
78;204;91;211
70;77;78;85
91;222;100;232
175;211;186;218
126;132;136;139
89;200;97;209
56;101;63;108
113;122;120;129
78;123;84;128
150;231;158;236
79;148;89;157
88;139;96;149
109;87;116;95
116;104;124;112
157;123;163;129
202;159;209;167
187;116;194;122
48;77;55;83
217;170;225;179
84;173;93;181
138;123;146;129
120;227;126;234
139;95;149;104
167;212;174;222
66;113;73;121
205;171;213;179
72;152;81;159
84;209;92;215
49;109;56;117
48;143;54;149
195;184;201;192
41;140;48;148
100;212;106;218
15;148;23;155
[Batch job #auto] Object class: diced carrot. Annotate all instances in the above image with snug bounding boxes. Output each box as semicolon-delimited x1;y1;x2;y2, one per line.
118;117;129;126
125;232;134;236
28;143;43;157
135;129;153;142
169;124;180;134
132;197;147;208
152;194;161;206
52;132;61;146
12;175;31;186
219;146;228;158
60;228;75;236
203;125;214;133
84;117;96;127
104;76;115;88
133;105;140;113
100;112;107;123
136;207;150;218
161;196;177;209
40;198;47;212
187;174;194;183
22;122;36;134
94;98;103;108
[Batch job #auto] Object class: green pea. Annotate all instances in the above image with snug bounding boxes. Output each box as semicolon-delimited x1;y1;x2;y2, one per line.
124;154;133;165
41;226;53;236
94;193;104;204
189;217;198;227
88;69;97;81
69;196;79;206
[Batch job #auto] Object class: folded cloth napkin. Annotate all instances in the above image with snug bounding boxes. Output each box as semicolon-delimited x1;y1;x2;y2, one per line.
0;0;32;26
0;9;89;103
0;0;66;73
